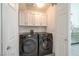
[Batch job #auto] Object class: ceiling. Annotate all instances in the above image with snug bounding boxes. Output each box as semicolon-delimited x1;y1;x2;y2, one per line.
19;3;55;12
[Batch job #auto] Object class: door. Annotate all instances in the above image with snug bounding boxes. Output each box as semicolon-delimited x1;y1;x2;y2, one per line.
54;4;70;56
0;3;1;56
2;4;19;56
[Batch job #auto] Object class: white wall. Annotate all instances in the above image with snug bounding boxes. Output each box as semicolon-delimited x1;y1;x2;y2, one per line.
46;5;56;54
2;4;19;56
46;5;56;33
0;3;1;56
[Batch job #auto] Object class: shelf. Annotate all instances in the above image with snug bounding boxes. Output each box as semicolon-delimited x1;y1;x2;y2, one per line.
19;25;47;27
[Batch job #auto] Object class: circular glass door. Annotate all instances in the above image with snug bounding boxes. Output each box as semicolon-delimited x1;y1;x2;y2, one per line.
41;39;51;50
23;39;36;54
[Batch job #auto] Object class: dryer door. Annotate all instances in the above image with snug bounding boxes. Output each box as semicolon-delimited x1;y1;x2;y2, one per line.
41;38;52;50
39;37;52;56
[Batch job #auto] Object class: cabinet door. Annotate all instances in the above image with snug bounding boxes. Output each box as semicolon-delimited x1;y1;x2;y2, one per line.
27;12;32;26
27;12;34;26
34;13;41;26
41;14;47;26
34;12;47;26
25;12;28;26
26;11;47;26
31;12;35;26
19;12;26;26
2;4;19;56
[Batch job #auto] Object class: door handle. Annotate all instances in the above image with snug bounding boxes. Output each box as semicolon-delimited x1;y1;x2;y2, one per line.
64;39;68;41
7;46;11;50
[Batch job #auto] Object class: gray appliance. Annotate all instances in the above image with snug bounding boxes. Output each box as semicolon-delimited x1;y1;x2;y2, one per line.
38;32;53;56
19;31;38;56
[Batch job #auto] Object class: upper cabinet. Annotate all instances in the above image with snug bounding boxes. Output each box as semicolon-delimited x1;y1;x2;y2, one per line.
19;11;47;26
19;11;26;26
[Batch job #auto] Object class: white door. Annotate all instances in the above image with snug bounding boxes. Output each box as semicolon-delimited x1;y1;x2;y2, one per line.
54;4;70;56
2;4;19;56
0;3;1;56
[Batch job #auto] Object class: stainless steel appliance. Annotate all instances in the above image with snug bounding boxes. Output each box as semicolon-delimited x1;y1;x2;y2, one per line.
19;31;53;56
38;33;53;56
19;32;38;56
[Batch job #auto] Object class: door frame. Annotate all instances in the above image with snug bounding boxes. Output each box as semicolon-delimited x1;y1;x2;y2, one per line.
68;3;79;56
0;3;1;56
0;3;3;56
68;10;72;56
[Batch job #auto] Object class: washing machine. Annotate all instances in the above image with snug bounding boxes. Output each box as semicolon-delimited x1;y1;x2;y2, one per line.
38;33;53;56
19;33;38;56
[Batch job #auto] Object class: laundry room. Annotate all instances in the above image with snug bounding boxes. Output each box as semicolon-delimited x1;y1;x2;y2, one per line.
0;3;69;56
18;3;69;56
19;3;56;56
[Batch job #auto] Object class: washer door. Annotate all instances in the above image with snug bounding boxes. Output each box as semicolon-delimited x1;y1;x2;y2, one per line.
41;38;52;50
22;39;37;54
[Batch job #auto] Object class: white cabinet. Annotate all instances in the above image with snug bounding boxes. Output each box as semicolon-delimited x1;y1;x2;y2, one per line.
27;11;35;26
41;14;47;26
34;12;41;26
2;4;19;56
34;13;47;26
19;12;26;26
19;11;47;26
